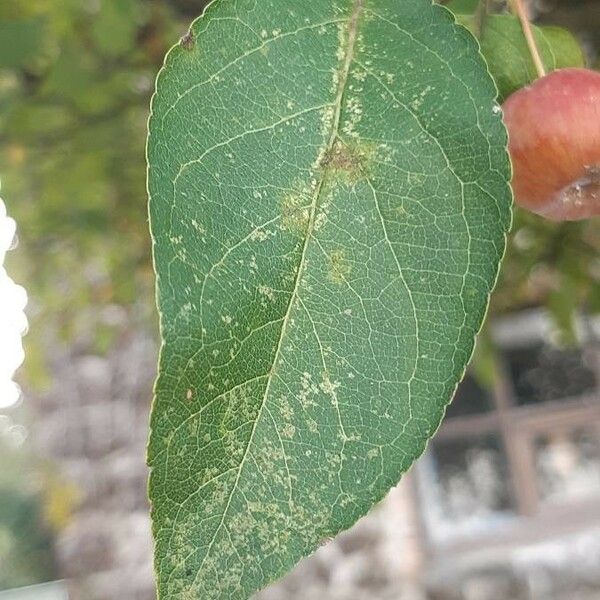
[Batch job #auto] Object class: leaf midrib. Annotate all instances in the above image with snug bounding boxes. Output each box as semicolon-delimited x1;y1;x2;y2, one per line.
188;0;365;583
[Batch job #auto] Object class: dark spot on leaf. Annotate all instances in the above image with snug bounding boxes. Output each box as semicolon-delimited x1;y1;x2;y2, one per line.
180;30;195;50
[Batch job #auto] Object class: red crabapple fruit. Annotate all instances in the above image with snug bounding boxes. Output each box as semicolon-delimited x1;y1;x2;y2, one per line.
502;68;600;221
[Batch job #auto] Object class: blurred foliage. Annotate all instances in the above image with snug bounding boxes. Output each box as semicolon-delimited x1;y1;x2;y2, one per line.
446;0;481;13
0;489;56;588
456;13;585;100
493;211;600;345
0;0;596;386
0;420;58;589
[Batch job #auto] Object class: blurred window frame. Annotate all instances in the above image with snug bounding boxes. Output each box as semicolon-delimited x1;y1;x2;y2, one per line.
416;309;600;553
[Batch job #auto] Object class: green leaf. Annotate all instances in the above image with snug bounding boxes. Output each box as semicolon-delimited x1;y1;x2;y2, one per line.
445;0;480;14
91;0;141;59
147;1;511;598
541;25;588;70
0;18;45;69
457;14;586;100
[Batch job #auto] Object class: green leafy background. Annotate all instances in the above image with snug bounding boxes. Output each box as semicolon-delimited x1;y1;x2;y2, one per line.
457;13;585;100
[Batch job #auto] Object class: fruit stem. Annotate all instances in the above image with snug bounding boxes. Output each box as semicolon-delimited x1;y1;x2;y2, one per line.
510;0;547;79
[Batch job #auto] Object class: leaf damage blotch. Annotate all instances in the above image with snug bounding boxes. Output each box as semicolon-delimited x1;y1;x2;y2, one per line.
280;190;311;233
328;248;351;283
319;139;374;182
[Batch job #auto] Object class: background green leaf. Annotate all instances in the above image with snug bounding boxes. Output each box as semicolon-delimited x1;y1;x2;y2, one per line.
147;0;511;598
457;14;585;100
445;0;480;14
91;0;143;59
0;18;46;69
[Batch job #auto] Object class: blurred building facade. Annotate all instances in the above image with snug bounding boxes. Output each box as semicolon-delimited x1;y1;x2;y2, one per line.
26;326;156;600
